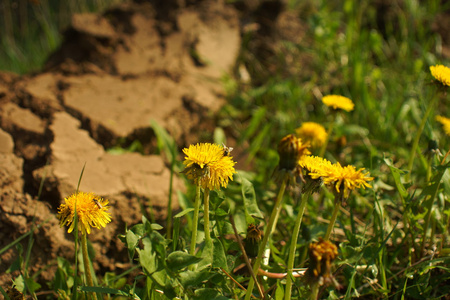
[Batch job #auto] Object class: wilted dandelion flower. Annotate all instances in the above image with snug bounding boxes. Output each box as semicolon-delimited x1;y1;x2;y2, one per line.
306;238;339;286
296;122;328;148
57;192;111;235
277;134;310;171
436;115;450;136
182;143;236;190
430;64;450;87
322;95;354;112
313;162;373;199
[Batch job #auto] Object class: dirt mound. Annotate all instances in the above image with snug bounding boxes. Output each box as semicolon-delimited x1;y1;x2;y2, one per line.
0;0;240;287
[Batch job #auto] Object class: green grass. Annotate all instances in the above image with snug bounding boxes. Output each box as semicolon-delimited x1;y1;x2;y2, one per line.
0;0;122;74
1;0;450;299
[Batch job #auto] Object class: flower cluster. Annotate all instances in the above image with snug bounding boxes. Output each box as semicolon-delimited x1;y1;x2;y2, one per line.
296;122;328;148
57;192;111;235
430;64;450;87
182;143;236;190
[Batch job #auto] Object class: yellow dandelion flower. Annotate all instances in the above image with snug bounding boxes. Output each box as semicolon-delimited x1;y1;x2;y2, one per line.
182;143;236;190
277;134;311;171
183;143;224;169
299;155;333;174
296;122;328;148
436;115;450;136
57;192;111;235
322;95;354;112
430;64;450;87
299;155;333;193
316;162;373;199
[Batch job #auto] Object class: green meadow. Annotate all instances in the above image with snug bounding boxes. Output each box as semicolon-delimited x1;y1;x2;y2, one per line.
1;0;449;299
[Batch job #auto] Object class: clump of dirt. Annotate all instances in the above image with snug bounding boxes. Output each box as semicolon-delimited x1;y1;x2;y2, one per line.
0;0;241;288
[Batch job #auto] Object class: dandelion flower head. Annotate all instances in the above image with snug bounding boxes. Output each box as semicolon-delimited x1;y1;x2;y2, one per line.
299;155;333;175
299;155;333;193
296;122;328;148
430;64;450;87
311;162;373;199
182;143;236;190
57;192;111;235
322;95;354;112
436;115;450;136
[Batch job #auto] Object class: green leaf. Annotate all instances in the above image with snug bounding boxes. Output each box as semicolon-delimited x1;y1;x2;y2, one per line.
80;286;141;299
241;176;263;224
137;238;166;287
150;119;178;167
198;239;214;270
212;239;228;270
125;230;139;260
275;280;285;300
193;288;230;300
13;275;41;295
151;223;164;231
384;157;409;200
179;270;213;288
166;251;202;272
174;208;195;218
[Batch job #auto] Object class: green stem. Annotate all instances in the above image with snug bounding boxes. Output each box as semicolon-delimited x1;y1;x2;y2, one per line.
324;201;341;241
189;185;202;259
81;233;94;299
244;175;289;300
204;188;211;243
319;114;336;158
406;96;437;182
310;282;319;300
285;192;309;300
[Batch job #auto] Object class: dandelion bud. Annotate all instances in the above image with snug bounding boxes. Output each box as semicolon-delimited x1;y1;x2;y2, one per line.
244;223;262;258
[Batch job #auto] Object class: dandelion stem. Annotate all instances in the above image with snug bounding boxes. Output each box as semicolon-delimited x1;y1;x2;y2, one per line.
190;185;202;260
310;282;319;300
203;188;211;242
324;201;341;241
244;175;289;300
285;191;309;300
81;233;94;299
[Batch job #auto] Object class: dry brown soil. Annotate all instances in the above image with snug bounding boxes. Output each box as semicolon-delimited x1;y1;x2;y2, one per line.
0;0;244;288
